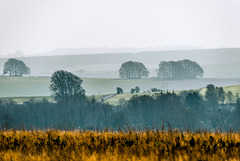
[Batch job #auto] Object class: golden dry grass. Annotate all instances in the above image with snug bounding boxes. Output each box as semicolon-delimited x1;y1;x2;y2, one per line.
0;129;240;161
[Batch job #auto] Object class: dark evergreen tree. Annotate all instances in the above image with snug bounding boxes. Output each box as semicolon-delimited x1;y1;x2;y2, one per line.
135;86;140;93
205;84;218;111
185;92;202;110
236;98;240;110
217;87;225;104
130;88;135;94
226;91;234;104
116;87;123;94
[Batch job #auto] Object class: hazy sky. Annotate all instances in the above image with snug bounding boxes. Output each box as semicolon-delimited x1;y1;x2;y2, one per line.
0;0;240;55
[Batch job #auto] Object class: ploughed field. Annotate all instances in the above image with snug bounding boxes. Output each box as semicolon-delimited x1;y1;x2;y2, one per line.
0;130;240;161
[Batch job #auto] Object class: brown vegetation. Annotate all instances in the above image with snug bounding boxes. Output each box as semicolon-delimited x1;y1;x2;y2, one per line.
0;129;240;160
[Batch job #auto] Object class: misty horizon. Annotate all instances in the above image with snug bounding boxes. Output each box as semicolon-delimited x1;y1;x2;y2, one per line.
1;0;240;56
0;46;238;58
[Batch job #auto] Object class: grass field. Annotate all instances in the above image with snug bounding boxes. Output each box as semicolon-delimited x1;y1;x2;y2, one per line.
105;85;240;106
104;93;146;106
0;95;111;105
222;85;240;95
0;130;240;161
6;84;239;105
1;76;240;97
0;96;54;104
1;76;240;105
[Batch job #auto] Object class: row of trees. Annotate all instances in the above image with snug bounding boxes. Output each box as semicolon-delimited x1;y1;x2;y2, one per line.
119;59;204;79
157;60;204;79
205;84;238;110
1;69;239;130
116;86;140;94
2;58;203;79
1;84;239;130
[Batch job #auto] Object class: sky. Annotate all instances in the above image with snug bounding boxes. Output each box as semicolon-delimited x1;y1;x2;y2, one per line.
0;0;240;56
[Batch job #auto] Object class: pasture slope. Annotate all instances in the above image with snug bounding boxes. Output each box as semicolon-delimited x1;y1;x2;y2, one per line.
106;85;240;106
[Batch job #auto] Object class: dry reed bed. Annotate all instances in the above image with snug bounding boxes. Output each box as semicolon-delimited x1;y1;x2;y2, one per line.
0;129;240;161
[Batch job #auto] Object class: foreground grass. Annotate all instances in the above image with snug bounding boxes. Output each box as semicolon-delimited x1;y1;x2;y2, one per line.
0;130;240;161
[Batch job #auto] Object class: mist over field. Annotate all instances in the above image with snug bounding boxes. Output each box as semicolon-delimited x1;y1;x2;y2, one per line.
1;48;240;78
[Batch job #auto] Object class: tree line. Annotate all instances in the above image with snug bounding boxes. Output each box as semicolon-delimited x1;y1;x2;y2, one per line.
157;59;204;79
0;70;239;131
119;59;204;79
2;58;203;79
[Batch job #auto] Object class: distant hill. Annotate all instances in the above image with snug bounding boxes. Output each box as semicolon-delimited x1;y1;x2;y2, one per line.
0;48;239;78
202;62;240;78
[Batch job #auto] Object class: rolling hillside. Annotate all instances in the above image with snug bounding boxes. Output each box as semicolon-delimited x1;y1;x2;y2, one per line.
105;85;240;106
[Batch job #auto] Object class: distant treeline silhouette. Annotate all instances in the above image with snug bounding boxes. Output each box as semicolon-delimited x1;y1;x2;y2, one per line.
2;58;203;79
119;59;203;79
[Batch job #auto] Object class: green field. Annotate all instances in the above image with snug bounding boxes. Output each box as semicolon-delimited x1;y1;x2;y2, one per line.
104;93;146;106
0;76;51;97
0;96;54;104
1;76;240;105
106;85;240;106
4;84;239;105
0;95;111;105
